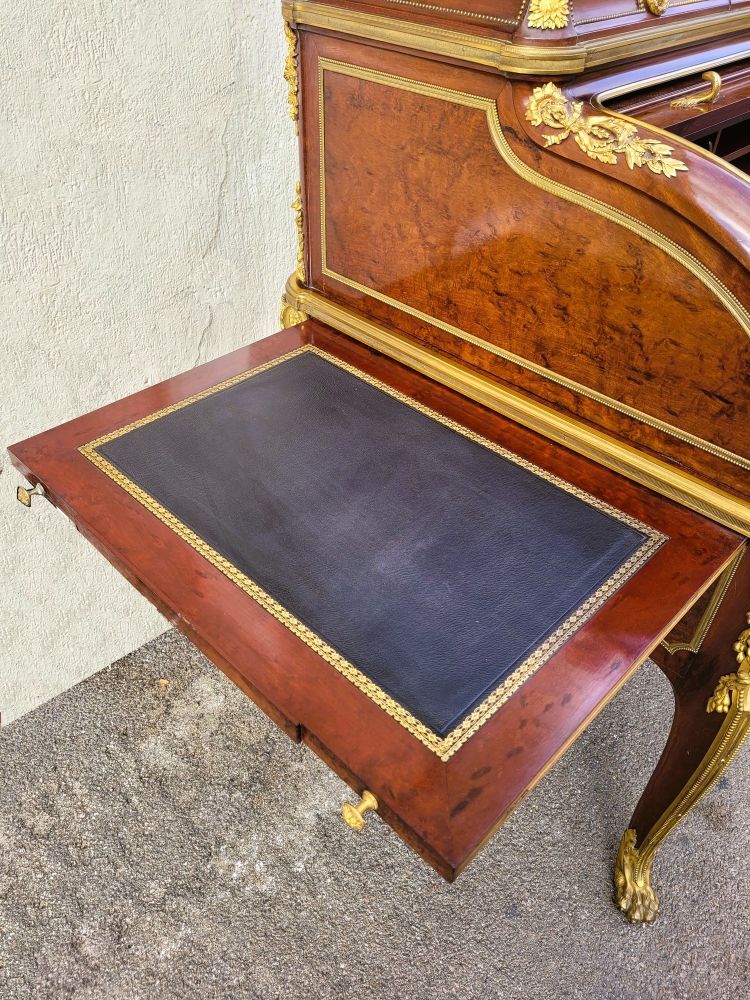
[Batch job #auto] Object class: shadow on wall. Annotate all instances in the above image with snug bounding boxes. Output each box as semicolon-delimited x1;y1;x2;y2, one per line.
0;0;298;724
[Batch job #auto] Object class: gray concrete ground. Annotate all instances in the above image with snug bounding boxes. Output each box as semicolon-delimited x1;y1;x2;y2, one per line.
0;629;748;1000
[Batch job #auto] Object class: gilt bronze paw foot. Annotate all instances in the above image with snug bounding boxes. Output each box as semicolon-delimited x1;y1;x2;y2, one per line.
614;829;659;924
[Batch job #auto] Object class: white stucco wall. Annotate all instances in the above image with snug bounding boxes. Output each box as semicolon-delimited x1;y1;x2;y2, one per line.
1;2;297;724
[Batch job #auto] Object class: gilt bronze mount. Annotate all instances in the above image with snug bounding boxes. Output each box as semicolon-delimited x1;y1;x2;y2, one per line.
342;790;379;830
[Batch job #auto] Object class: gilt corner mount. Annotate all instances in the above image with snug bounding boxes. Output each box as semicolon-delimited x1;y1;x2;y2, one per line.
528;0;570;30
284;21;300;134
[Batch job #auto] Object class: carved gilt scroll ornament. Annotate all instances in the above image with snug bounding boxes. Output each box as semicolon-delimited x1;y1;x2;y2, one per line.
707;613;750;714
284;22;300;134
527;0;570;30
292;181;306;284
526;83;688;177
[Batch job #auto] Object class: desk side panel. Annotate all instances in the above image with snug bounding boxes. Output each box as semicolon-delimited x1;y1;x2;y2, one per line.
297;30;750;514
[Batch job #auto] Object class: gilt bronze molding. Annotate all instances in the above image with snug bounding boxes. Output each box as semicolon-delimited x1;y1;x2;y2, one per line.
284;21;300;134
282;0;750;76
285;275;750;537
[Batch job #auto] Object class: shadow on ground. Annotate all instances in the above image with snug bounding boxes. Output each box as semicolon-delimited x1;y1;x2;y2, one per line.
1;630;748;999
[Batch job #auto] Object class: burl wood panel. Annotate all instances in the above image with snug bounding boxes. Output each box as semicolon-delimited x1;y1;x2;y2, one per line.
298;31;750;503
9;320;743;878
331;0;523;30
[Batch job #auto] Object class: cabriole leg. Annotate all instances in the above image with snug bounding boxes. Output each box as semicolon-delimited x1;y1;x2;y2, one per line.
614;545;750;924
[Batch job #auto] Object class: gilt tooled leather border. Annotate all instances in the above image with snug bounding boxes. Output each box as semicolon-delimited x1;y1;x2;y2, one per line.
79;345;666;760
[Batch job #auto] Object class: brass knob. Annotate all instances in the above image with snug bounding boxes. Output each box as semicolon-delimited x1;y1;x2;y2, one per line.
645;0;669;14
341;790;378;830
16;483;46;507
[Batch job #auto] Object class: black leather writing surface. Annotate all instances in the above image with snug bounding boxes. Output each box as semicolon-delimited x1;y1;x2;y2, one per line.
97;349;658;738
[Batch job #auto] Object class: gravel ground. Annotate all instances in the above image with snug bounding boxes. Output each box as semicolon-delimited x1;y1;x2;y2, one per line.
0;629;748;1000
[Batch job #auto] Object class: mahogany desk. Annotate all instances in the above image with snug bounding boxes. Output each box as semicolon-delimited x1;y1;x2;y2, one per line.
10;1;750;925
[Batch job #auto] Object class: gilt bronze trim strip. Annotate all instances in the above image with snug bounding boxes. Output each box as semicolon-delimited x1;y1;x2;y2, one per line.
381;0;519;27
283;0;586;74
283;0;750;76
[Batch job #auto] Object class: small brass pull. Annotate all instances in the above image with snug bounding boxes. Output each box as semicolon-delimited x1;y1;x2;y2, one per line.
16;483;46;507
671;72;722;111
341;790;378;830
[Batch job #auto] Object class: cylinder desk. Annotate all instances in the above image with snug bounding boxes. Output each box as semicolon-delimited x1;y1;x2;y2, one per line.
10;0;750;923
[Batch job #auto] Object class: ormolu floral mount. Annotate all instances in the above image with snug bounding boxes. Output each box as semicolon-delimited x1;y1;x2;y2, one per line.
526;83;688;178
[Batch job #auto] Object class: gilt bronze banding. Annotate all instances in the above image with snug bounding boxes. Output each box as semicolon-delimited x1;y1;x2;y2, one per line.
283;1;750;76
